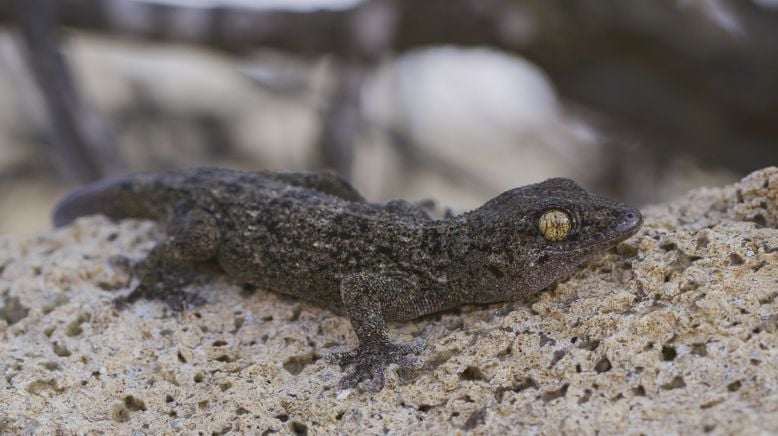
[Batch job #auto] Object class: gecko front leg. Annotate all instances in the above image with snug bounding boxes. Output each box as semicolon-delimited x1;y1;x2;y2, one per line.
328;272;426;391
118;204;220;310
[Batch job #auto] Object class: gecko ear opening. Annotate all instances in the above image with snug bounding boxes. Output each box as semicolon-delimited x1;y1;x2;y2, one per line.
538;209;573;241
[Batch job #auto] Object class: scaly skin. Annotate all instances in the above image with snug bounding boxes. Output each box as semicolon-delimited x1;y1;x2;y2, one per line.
53;167;642;391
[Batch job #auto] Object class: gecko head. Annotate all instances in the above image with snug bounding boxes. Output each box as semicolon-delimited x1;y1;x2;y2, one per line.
525;178;642;254
465;177;642;300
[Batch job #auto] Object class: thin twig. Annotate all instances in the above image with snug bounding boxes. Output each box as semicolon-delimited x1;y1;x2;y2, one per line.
13;0;122;183
318;0;397;176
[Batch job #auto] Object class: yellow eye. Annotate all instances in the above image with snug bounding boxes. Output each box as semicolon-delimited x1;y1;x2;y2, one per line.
538;209;572;241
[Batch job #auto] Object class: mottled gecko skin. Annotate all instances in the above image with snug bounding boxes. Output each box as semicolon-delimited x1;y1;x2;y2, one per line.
53;167;642;390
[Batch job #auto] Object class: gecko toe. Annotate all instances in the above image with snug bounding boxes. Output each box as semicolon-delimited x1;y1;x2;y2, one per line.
397;338;426;354
114;282;203;312
384;338;426;362
161;289;205;311
396;354;423;369
108;255;138;273
369;366;386;391
338;366;363;390
116;284;152;308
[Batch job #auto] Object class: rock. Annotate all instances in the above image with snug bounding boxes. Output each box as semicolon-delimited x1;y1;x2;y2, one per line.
1;167;777;434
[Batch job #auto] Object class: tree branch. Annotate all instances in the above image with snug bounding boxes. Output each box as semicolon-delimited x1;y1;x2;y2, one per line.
13;0;122;183
318;0;397;176
0;0;527;55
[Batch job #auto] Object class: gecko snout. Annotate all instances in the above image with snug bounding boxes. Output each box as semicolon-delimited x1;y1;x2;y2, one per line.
616;208;643;236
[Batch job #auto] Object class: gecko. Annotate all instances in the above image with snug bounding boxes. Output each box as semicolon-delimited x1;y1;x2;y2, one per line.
53;167;642;391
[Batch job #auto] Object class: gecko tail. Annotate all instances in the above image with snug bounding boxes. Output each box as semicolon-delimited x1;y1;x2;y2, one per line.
52;175;166;228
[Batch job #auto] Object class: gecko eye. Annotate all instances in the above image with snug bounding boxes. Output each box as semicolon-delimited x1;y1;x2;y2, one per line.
538;209;572;241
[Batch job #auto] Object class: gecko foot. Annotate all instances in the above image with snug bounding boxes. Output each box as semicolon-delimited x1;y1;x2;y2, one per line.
114;282;205;312
327;338;426;391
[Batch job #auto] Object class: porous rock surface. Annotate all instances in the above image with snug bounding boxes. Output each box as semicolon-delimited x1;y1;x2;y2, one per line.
1;168;777;434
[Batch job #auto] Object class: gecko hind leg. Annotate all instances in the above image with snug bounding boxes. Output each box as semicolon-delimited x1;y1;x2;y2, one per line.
116;205;220;311
326;272;426;391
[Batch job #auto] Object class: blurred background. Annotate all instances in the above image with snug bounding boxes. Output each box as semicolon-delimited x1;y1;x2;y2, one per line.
0;0;776;234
